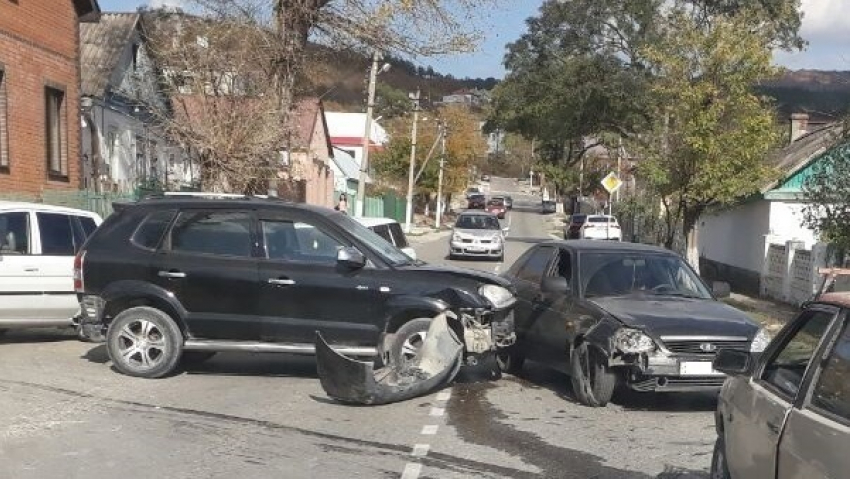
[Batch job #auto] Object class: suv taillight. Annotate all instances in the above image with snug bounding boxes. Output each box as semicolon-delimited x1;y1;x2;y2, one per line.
74;251;86;293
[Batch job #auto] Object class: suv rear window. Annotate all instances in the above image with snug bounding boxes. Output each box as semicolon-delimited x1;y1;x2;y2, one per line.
132;210;176;250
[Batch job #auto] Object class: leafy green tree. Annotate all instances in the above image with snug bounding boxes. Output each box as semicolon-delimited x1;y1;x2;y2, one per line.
802;137;850;263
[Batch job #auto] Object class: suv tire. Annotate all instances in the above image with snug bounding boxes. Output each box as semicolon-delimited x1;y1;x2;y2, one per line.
570;342;616;407
106;306;184;379
388;318;432;369
710;436;731;479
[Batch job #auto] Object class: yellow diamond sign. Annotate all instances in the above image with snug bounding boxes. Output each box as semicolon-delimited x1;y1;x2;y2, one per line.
601;172;622;194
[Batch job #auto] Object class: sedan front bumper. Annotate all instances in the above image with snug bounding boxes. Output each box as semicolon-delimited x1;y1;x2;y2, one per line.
450;240;504;258
618;353;727;392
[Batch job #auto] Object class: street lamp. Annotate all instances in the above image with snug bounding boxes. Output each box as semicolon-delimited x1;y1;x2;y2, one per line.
355;52;390;217
404;88;421;233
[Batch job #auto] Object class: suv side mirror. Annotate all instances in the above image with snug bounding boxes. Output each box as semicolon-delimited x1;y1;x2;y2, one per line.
713;349;751;376
541;276;569;294
712;281;731;299
337;247;366;269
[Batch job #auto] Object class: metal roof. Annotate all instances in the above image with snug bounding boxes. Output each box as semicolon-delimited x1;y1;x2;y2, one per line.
79;13;140;97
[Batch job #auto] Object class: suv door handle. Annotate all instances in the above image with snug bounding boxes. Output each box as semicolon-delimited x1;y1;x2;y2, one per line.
158;270;187;279
268;278;296;286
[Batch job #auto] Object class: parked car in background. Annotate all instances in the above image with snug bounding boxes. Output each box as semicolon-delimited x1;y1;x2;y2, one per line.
500;240;763;407
481;174;491;182
355;217;417;260
565;214;621;241
75;194;517;378
504;196;513;210
467;194;486;209
449;211;508;261
541;200;557;214
0;202;102;335
465;187;481;199
711;293;850;478
486;197;507;219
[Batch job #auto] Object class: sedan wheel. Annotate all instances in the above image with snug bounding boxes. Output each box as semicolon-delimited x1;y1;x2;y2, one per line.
107;306;183;378
569;342;617;407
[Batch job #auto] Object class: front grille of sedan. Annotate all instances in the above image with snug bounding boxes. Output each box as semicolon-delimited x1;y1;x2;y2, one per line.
661;338;750;355
461;239;473;243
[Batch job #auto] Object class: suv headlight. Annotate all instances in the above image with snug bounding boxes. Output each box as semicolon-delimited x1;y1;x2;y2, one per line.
614;328;656;354
750;328;771;353
479;284;515;309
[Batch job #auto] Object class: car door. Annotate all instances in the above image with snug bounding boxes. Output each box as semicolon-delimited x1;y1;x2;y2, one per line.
724;307;838;479
154;209;261;341
778;311;850;479
0;210;40;323
31;212;91;321
525;248;575;369
256;211;385;346
509;246;558;360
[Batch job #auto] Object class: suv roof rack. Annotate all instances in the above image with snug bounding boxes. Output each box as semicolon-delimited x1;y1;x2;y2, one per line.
162;192;270;199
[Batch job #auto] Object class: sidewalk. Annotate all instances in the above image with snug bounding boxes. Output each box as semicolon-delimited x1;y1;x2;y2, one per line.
407;226;452;244
723;293;799;333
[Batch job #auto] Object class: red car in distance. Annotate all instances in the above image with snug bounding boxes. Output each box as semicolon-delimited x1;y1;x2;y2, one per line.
486;197;507;219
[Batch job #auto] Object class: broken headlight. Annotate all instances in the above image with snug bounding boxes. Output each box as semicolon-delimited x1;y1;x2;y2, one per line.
478;284;515;310
750;327;771;353
614;328;656;354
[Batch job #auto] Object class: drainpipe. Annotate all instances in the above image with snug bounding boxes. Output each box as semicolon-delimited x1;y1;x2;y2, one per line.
81;96;101;194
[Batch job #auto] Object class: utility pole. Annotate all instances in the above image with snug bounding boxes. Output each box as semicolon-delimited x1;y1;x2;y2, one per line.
404;88;421;233
356;51;381;217
435;121;447;230
616;136;623;203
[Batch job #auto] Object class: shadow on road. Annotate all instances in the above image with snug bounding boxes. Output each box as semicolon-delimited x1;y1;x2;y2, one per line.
0;328;76;344
181;352;320;378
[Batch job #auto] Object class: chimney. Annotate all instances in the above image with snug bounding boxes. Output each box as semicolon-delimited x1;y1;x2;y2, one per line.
790;113;809;143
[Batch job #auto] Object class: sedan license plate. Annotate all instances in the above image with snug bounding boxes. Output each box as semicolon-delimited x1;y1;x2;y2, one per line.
679;361;724;376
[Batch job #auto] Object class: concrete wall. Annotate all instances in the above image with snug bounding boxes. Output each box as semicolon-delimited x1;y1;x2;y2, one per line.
699;199;771;275
768;202;818;247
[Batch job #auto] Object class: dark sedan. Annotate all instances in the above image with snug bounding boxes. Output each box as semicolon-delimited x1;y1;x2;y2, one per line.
467;194;486;209
499;240;766;407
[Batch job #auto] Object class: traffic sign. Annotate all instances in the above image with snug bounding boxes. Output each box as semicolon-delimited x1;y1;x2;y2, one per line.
601;172;622;194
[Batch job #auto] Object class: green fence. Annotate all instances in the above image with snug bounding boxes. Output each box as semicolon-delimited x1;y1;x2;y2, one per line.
336;190;407;222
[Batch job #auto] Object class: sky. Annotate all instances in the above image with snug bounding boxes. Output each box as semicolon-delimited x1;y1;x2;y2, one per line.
100;0;850;78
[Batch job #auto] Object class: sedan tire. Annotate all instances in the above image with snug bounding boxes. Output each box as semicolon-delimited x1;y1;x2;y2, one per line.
710;436;732;479
495;348;525;375
107;306;184;379
570;342;617;407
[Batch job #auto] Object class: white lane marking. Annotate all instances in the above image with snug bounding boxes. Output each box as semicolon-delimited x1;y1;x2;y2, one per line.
435;390;452;402
411;444;430;457
401;463;422;479
421;425;439;435
429;407;445;417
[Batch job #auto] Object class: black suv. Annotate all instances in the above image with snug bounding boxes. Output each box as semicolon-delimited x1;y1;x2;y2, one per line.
76;195;516;378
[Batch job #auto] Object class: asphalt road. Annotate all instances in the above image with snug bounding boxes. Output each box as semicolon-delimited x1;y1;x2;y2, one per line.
0;177;715;479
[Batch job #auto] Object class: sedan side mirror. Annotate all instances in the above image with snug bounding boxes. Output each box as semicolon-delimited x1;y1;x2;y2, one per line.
712;281;731;299
337;247;366;269
541;276;569;294
713;349;751;376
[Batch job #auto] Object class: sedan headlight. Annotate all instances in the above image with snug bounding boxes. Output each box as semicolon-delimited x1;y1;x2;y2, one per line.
478;284;515;310
452;233;462;242
614;328;656;354
750;328;771;353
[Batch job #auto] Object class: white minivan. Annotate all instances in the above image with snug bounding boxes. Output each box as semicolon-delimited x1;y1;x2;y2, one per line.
0;202;102;334
354;217;417;260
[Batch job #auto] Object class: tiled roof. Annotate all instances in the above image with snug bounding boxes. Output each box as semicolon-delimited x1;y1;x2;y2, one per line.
80;13;139;97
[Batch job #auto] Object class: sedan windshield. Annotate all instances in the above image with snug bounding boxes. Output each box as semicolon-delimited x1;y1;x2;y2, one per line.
456;215;500;230
581;252;711;299
333;213;413;266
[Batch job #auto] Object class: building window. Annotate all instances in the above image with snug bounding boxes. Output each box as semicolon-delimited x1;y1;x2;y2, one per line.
45;86;67;179
0;68;8;172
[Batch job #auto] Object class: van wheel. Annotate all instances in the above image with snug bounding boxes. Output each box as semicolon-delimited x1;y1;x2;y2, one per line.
106;306;183;378
710;436;731;479
569;342;616;407
388;318;432;369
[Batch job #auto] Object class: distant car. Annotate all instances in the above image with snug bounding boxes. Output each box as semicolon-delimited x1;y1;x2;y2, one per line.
481;175;491;182
486;198;507;219
449;211;508;261
565;214;621;241
711;293;850;478
541;200;556;214
354;217;417;260
503;196;513;210
465;187;481;199
467;194;486;209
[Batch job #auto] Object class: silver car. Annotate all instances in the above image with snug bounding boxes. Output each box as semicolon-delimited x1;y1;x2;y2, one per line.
449;211;507;261
711;293;850;478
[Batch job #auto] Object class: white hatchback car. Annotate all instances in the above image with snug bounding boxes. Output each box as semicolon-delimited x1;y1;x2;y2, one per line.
0;202;102;334
354;217;417;260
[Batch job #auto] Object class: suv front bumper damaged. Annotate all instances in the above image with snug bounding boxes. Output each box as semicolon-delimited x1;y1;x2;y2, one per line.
315;312;464;405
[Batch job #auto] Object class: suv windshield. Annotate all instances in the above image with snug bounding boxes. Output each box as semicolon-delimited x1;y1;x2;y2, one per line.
333;213;413;266
456;215;500;230
581;252;711;299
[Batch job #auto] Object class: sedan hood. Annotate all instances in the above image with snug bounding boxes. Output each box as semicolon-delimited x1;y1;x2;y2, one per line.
588;296;759;339
454;228;501;239
400;263;512;289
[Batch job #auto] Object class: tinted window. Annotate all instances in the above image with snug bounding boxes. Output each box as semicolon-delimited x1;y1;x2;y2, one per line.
571;215;587;224
811;320;850;422
588;216;616;223
79;216;97;236
372;224;393;244
262;220;343;264
0;212;29;254
456;215;500;230
171;211;252;257
762;310;834;400
388;223;409;248
517;247;555;283
132;210;176;250
37;212;74;256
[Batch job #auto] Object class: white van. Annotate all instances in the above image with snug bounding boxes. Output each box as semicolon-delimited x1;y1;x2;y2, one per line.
354;217;417;260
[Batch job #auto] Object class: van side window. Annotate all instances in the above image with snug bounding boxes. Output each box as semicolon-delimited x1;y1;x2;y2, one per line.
37;212;75;256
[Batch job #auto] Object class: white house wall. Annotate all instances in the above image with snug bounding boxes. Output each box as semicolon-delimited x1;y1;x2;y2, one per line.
768;202;818;247
699;199;771;274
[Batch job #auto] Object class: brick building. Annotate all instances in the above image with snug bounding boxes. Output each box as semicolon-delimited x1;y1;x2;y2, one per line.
0;0;100;195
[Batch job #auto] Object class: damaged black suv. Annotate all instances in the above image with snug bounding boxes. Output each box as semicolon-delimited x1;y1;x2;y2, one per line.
76;194;516;379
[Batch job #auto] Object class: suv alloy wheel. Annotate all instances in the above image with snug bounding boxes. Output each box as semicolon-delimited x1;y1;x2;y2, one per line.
106;306;184;378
